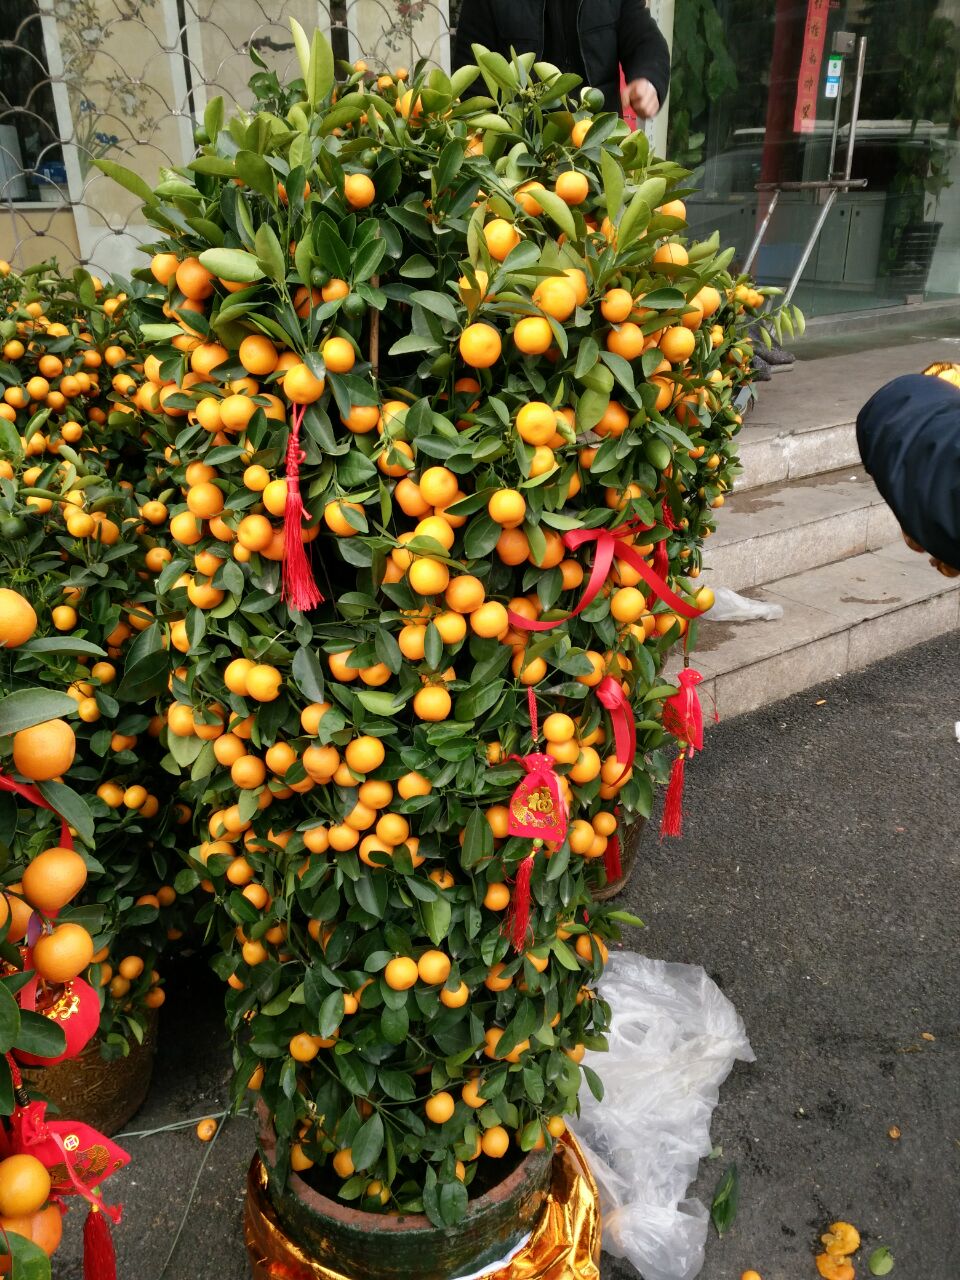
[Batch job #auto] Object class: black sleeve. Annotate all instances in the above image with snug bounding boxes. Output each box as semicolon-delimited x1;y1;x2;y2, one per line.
618;0;672;107
453;0;497;70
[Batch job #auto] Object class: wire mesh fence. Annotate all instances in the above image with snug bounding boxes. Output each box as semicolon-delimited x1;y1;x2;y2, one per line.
0;0;458;274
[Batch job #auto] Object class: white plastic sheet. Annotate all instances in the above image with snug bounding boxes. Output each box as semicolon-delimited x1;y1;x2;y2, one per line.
704;586;784;622
571;954;754;1280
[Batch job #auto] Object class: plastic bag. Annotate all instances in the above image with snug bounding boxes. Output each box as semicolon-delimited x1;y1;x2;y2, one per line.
704;586;784;622
570;954;754;1280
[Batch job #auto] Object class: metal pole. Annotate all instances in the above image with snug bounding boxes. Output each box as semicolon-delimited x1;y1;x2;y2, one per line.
827;61;845;178
844;36;868;180
785;186;840;305
743;188;781;274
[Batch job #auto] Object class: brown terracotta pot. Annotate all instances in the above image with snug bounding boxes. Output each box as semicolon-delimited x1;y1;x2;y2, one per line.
593;816;646;900
255;1101;553;1280
23;1011;158;1137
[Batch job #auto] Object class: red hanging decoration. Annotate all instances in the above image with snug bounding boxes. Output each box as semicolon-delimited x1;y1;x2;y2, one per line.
603;830;622;882
500;690;568;952
83;1205;117;1280
660;753;686;838
281;404;324;613
595;675;636;785
504;851;536;952
507;521;706;634
660;669;707;839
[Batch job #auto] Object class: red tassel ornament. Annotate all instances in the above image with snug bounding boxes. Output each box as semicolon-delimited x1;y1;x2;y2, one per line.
660;669;708;840
660;752;686;838
603;831;622;883
281;405;324;613
504;850;535;952
83;1204;117;1280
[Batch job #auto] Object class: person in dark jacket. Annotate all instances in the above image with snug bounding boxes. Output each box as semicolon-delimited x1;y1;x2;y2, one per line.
452;0;671;119
857;369;960;576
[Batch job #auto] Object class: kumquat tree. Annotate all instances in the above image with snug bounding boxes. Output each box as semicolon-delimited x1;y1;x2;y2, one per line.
0;263;190;1062
93;23;789;1226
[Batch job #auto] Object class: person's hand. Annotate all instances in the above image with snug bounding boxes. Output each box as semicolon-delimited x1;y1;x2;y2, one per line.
621;77;660;119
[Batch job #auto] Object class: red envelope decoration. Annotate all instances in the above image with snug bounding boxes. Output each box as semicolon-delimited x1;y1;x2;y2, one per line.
14;977;100;1067
2;1101;129;1200
507;753;567;844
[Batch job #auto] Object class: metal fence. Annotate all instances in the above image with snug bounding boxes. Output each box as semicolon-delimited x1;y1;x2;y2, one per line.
0;0;458;275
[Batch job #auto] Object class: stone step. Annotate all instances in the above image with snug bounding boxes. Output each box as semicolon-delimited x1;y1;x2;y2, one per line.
736;416;860;491
734;333;960;492
692;540;960;721
707;466;900;593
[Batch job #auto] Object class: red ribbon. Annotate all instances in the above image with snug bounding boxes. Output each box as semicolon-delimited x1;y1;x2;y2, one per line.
507;522;703;633
0;772;72;849
595;675;636;786
281;404;324;612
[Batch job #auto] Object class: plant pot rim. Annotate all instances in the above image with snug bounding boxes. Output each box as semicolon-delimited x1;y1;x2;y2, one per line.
256;1098;551;1236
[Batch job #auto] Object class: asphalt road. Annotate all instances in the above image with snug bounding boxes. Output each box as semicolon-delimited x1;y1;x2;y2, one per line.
53;631;960;1280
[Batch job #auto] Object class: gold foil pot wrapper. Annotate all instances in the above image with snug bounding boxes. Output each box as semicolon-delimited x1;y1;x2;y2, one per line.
922;362;960;386
244;1133;601;1280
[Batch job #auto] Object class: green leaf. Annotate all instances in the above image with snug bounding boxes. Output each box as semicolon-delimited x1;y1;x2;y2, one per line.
0;982;20;1053
639;287;688;311
355;872;388;919
37;780;94;847
351;1112;384;1171
306;25;335;108
424;623;443;671
439;1178;469;1225
600;148;625;221
139;323;183;343
115;626;168;699
574;336;599;379
459;808;492;870
582;1064;604;1102
189;156;237;178
421;896;452;947
319;990;344;1039
534;188;576;240
15;1008;67;1058
0;417;23;461
0;1230;51;1280
411;291;459;324
203;95;224;142
92;157;156;204
198;248;265;283
869;1247;895;1276
255;224;287;283
710;1164;739;1237
20;637;106;658
400;256;436;279
616;190;655;248
292;647;325;703
289;17;311;82
235;150;275;200
378;1068;415;1101
0;1056;13;1114
0;689;77;736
